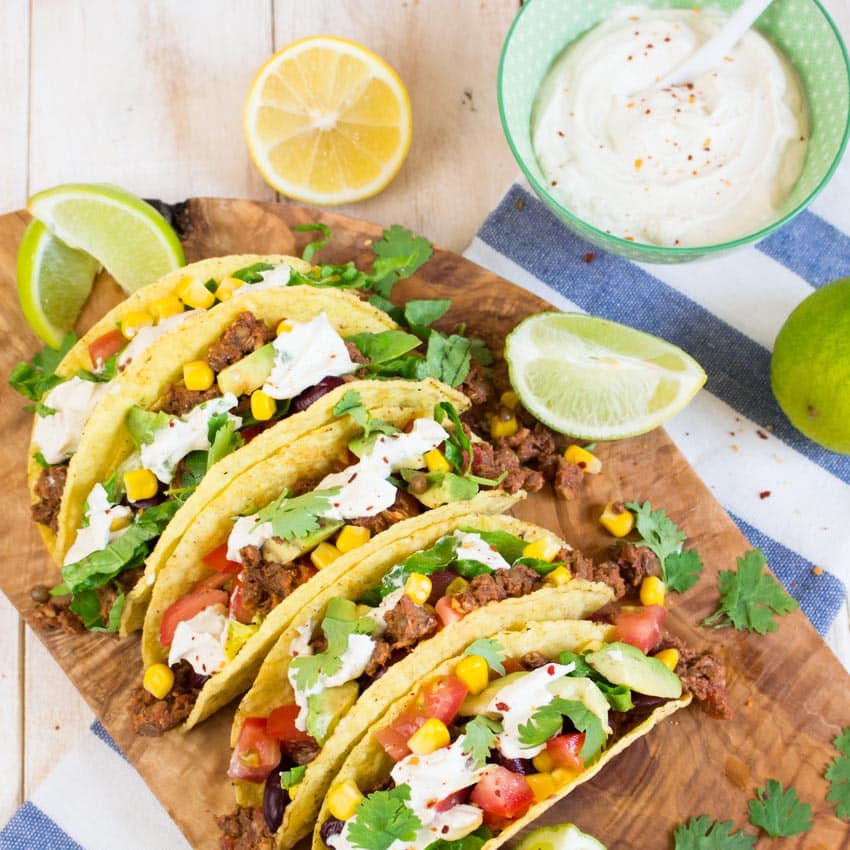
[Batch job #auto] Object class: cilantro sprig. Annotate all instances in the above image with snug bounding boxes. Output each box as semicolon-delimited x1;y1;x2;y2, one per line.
748;779;812;837
625;501;704;594
346;784;421;850
461;716;502;768
255;487;340;541
465;638;506;675
673;816;755;850
333;390;399;442
827;727;850;819
8;333;76;403
701;549;797;634
518;697;605;763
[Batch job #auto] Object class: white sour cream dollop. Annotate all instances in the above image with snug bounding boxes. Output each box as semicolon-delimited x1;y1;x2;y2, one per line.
532;7;808;247
168;603;229;676
63;483;133;566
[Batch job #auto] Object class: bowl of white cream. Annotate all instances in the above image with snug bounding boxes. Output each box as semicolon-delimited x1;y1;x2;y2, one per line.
498;0;850;262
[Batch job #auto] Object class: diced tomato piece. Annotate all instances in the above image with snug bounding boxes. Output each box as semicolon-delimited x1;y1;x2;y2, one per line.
197;571;231;591
159;588;228;647
547;733;585;769
470;766;534;820
435;595;464;627
375;711;427;761
421;676;468;724
613;605;666;654
88;328;126;368
266;705;312;743
203;542;242;575
229;571;253;624
227;717;281;782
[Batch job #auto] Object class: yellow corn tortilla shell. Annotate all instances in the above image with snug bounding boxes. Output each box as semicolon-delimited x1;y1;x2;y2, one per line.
142;379;473;726
232;515;615;848
28;253;312;560
312;621;692;850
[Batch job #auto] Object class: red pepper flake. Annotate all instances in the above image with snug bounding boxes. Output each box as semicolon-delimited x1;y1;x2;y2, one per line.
645;109;652;115
583;252;595;264
759;490;771;500
495;701;510;711
551;179;558;187
646;43;654;49
547;664;555;675
627;55;634;61
756;429;768;440
557;130;565;137
365;505;374;512
664;36;671;42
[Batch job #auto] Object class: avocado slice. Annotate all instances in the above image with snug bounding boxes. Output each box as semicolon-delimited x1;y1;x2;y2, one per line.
457;671;528;716
261;521;342;564
216;342;275;397
585;642;682;699
125;406;173;447
306;681;359;744
405;470;479;509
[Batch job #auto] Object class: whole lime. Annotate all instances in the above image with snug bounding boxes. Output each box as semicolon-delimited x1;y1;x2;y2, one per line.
771;277;850;454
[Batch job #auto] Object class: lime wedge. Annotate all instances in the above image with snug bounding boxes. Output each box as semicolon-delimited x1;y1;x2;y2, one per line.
28;183;184;293
515;824;608;850
505;312;706;440
17;219;100;348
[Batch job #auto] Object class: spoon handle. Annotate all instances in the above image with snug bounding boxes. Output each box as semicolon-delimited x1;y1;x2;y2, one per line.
658;0;775;88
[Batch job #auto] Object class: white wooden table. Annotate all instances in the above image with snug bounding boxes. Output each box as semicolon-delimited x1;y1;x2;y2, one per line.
1;0;847;832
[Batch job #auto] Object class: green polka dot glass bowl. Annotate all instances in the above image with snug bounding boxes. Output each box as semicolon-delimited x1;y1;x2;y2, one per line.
498;0;850;263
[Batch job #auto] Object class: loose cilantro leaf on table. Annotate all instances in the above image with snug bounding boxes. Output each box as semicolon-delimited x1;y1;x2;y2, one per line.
826;727;850;819
464;638;506;674
748;779;812;837
461;716;502;767
279;764;307;790
625;500;704;593
673;816;756;850
347;784;421;850
8;333;76;403
702;549;797;633
518;698;605;762
256;488;340;541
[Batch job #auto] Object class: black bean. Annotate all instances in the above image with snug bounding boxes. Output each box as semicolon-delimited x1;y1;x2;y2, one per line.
30;584;51;604
489;751;536;774
290;376;345;413
263;764;287;833
320;817;344;846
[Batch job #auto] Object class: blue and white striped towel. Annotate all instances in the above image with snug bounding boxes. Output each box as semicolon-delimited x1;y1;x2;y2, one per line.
4;170;850;848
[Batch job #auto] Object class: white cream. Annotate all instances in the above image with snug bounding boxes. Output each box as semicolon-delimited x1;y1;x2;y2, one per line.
63;483;132;566
235;264;292;294
487;662;575;759
452;531;511;571
167;603;229;676
532;7;808;247
33;377;110;464
141;393;242;483
262;313;354;400
289;620;315;658
118;309;200;370
226;515;275;562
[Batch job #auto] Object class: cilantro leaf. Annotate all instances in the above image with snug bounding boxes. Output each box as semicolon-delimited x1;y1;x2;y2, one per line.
76;351;119;383
459;528;527;564
369;534;460;602
332;390;398;440
557;650;594;677
665;549;704;594
826;727;850;820
8;333;76;403
626;500;686;565
367;294;405;324
347;784;421;850
347;331;422;366
702;549;798;634
69;589;105;630
424;826;493;850
280;764;307;790
24;399;57;417
518;698;605;763
256;488;340;541
90;589;125;634
748;779;812;838
294;222;331;263
461;716;501;767
207;417;243;470
421;332;472;387
404;298;451;332
33;451;50;469
370;225;433;298
433;401;471;474
465;638;506;675
468;336;494;367
231;262;276;283
673;816;756;850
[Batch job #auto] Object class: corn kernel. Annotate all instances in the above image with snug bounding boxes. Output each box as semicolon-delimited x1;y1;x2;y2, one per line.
183;360;215;391
640;575;667;607
526;772;557;803
424;449;452;473
143;663;174;700
215;276;244;301
551;766;582;788
500;390;519;409
544;565;572;587
522;536;561;563
109;512;132;533
564;445;602;474
276;320;293;335
287;781;300;799
150;295;184;322
327;779;364;821
311;542;342;570
445;577;468;596
655;648;679;671
336;525;371;553
120;310;154;340
599;502;635;538
407;718;450;755
175;276;215;309
250;390;276;421
489;412;518;439
579;639;604;653
533;750;556;773
404;573;432;606
455;655;489;695
123;468;158;502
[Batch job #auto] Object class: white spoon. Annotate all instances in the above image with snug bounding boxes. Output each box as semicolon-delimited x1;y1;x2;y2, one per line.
656;0;775;88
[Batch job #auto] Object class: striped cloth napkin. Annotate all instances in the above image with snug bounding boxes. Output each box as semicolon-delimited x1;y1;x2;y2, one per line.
4;170;849;848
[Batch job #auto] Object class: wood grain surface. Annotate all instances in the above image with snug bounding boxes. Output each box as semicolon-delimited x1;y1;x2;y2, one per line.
0;198;847;849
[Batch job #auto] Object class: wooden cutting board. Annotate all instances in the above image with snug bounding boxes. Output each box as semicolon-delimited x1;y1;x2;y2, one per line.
0;198;846;850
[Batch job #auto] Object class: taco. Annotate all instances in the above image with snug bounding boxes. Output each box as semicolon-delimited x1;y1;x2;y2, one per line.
134;382;534;733
20;254;312;558
224;511;615;848
311;621;691;850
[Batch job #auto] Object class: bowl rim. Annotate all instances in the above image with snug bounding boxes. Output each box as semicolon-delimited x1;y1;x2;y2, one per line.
497;0;850;257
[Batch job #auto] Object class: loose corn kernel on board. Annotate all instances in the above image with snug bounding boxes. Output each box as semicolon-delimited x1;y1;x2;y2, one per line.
0;199;847;850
